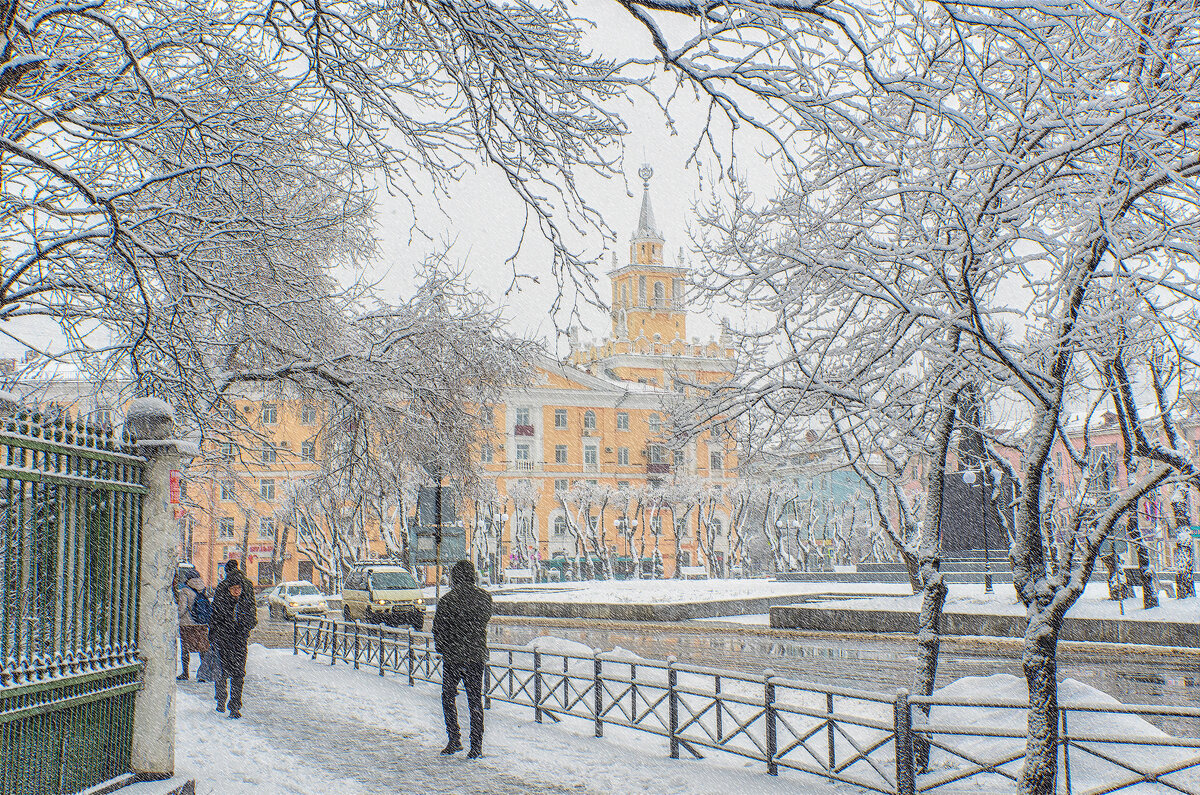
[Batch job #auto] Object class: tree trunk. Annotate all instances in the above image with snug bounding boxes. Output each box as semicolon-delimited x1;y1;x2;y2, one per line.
1130;514;1158;609
913;560;948;770
1020;610;1061;795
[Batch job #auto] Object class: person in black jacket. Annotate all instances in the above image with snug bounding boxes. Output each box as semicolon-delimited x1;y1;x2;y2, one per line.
432;559;493;758
210;560;257;719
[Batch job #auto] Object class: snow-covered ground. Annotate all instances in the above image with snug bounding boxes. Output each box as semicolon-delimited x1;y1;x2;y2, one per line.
153;644;840;795
130;638;1199;794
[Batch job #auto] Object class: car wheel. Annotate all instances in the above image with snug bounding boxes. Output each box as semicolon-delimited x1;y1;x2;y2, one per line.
269;604;279;621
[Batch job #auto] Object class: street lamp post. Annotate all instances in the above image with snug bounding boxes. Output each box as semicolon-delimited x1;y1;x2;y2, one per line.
963;468;993;594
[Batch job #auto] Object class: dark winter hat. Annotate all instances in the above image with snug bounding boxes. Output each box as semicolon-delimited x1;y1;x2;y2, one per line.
224;559;240;576
450;559;476;587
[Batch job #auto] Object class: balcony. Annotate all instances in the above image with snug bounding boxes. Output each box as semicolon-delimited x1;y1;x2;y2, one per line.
647;463;671;474
514;424;535;436
512;460;541;472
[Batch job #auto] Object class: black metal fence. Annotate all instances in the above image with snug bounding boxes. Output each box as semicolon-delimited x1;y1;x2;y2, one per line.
0;413;145;795
294;616;1200;794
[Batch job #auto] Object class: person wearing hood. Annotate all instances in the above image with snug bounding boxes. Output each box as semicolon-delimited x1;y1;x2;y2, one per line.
209;559;257;718
175;572;211;681
432;559;493;758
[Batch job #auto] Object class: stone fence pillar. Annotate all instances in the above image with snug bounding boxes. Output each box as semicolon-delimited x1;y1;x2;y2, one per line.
127;398;181;779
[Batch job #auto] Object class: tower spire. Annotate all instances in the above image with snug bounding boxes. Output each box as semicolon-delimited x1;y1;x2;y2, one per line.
634;164;662;242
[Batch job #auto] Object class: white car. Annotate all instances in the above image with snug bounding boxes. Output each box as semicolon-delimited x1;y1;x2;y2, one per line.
267;581;329;620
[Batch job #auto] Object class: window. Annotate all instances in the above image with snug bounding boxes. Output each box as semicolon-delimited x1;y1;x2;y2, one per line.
219;517;235;539
583;410;596;430
481;444;493;463
554;479;568;492
617;480;629;490
220;481;234;501
258;516;275;539
587;514;599;531
710;451;723;471
621;283;629;306
652;515;663;535
553;516;569;537
261;443;276;464
673;278;684;304
674;449;684;467
301;439;316;461
301;404;317;425
261;403;277;424
654;281;665;303
516;443;531;461
649;413;662;434
555;445;568;464
638;276;646;305
260;479;275;500
220;442;235;459
554;409;568;429
617;447;629;466
179;478;188;500
616;412;629;431
515;408;531;426
674;517;688;537
648;444;668;464
583;444;598;470
481;405;494;427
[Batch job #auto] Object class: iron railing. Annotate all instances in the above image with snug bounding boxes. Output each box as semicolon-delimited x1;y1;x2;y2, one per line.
0;412;146;795
294;617;906;793
294;616;1200;795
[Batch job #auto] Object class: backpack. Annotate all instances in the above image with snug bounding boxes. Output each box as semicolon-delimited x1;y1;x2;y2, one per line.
190;586;212;625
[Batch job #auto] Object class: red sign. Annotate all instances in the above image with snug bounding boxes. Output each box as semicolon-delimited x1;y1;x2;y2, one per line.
169;470;181;504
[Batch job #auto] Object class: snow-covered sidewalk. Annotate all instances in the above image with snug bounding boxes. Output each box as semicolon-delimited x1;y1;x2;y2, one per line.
164;645;843;794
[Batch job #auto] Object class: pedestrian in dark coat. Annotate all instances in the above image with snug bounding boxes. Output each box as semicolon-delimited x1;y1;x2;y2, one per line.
210;560;257;718
432;559;493;758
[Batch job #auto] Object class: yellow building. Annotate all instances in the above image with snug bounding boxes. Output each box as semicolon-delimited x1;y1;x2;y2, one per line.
14;167;740;589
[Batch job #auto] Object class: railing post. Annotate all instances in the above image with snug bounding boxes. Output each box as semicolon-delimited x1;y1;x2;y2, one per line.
715;674;722;742
894;689;915;795
406;628;414;686
293;618;299;655
312;619;320;660
827;691;836;772
534;649;543;723
593;649;603;738
378;626;385;677
668;656;679;759
330;620;337;666
353;621;360;670
765;670;777;776
484;661;492;710
1062;707;1072;795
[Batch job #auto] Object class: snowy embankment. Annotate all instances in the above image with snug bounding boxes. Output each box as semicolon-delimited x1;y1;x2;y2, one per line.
817;581;1199;623
482;578;911;604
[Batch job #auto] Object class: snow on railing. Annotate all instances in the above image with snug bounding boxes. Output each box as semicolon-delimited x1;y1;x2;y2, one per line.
290;617;1200;795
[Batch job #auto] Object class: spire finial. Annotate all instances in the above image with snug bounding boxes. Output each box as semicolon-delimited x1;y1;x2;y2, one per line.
638;163;653;188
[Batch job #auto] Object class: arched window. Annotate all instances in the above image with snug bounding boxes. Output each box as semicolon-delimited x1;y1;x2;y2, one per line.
654;281;665;304
621;283;629;306
583;410;596;430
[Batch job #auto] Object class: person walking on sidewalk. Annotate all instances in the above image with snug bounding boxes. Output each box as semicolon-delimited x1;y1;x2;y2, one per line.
432;560;493;759
210;560;257;719
175;571;211;681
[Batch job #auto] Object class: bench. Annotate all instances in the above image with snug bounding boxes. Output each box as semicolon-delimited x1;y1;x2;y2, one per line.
503;568;534;584
680;566;708;580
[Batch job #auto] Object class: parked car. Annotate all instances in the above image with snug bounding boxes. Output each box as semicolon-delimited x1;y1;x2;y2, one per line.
341;562;425;630
266;581;329;620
